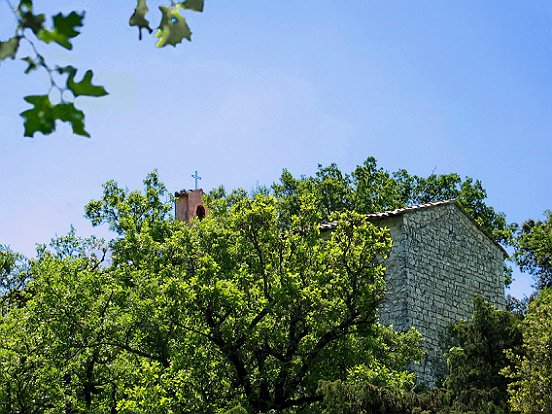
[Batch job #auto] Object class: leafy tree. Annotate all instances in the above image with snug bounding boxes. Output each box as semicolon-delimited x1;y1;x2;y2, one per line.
505;294;529;316
272;157;512;244
443;297;523;414
515;211;552;290
318;380;451;414
317;298;524;414
504;288;552;413
396;172;514;245
0;0;204;138
0;164;514;412
0;233;120;413
0;171;424;413
271;157;514;286
224;407;249;414
0;245;30;312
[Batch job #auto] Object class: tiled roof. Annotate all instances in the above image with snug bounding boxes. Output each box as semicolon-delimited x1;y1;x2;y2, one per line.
365;199;457;220
319;199;508;257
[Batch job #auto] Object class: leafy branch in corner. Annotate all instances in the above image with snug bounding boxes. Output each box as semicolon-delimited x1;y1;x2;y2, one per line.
0;0;204;138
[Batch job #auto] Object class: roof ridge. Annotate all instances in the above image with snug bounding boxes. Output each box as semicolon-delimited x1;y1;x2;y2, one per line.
319;199;507;258
320;200;456;230
364;199;456;219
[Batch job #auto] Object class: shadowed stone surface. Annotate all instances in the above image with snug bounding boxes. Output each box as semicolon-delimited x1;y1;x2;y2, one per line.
374;201;506;386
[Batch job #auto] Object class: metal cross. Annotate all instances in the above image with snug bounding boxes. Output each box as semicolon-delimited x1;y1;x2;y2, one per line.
191;170;202;190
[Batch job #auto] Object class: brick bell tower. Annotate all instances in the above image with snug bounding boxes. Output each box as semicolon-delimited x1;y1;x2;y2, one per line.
175;171;208;223
175;188;207;223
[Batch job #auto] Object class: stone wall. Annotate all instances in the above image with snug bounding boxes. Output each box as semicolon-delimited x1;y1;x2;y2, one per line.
377;202;506;387
378;216;410;331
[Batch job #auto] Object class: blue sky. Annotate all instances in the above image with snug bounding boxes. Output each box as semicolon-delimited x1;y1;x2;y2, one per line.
1;1;551;298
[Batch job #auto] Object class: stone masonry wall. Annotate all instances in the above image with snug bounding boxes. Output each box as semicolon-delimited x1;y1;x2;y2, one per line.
378;203;506;387
378;217;409;332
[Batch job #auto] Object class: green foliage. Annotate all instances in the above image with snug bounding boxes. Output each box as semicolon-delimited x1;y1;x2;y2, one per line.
271;157;513;288
515;211;552;290
20;95;89;137
504;288;552;413
0;172;424;413
0;246;30;312
444;297;523;414
0;234;117;413
181;0;205;12
66;67;109;97
345;327;423;389
318;298;525;414
272;157;514;287
20;64;109;137
37;11;84;50
0;162;517;412
0;37;20;60
129;0;153;39
84;170;172;235
156;4;192;47
224;407;249;414
318;381;449;414
15;0;45;34
2;0;204;138
319;381;415;414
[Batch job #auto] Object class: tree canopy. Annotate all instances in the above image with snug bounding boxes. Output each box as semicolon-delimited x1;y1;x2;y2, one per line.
444;297;523;414
317;297;525;414
267;158;514;285
0;159;527;412
515;211;552;290
503;288;552;413
0;171;424;413
270;158;513;244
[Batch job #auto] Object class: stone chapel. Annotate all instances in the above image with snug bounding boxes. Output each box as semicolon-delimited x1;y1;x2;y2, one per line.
175;191;507;387
321;200;507;386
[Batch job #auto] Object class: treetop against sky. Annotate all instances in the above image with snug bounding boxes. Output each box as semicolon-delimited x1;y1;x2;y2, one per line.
1;1;551;299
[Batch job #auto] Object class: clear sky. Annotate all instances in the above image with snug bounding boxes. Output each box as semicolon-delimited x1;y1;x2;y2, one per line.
1;1;551;298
